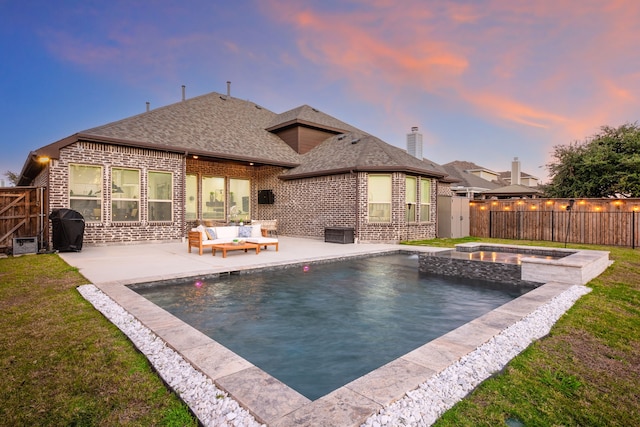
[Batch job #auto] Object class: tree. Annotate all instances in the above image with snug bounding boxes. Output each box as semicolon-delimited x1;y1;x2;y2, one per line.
3;170;19;186
543;123;640;198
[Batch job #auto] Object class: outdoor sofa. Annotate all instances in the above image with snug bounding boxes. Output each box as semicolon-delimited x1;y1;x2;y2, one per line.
188;224;278;255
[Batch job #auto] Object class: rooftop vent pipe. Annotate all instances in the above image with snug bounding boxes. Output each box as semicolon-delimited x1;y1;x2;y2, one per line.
146;102;150;112
227;81;231;97
182;85;186;101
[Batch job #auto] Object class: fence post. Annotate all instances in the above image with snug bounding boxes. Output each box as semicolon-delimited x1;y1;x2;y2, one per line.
489;211;493;238
633;210;636;249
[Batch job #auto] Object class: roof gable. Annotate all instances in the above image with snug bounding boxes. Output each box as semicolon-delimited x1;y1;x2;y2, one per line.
280;132;447;180
266;105;363;134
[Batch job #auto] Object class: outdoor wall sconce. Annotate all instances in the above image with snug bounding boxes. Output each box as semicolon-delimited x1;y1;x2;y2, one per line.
566;199;575;211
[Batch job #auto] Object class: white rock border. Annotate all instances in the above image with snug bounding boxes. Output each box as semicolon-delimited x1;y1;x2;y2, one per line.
362;284;591;427
78;283;590;427
77;284;265;427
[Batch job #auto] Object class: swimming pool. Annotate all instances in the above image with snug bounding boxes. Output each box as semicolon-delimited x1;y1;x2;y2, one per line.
132;253;534;400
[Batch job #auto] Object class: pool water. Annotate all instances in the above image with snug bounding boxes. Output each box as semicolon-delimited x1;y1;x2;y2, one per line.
132;253;533;400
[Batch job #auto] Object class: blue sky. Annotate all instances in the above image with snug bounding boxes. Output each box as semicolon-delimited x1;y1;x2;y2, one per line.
2;0;639;184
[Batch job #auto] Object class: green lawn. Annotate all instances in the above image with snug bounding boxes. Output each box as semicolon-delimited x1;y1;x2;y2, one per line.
404;238;640;427
2;239;638;426
0;254;197;426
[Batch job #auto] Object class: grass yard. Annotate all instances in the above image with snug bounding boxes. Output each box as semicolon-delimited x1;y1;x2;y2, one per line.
1;238;638;426
0;254;197;426
404;238;640;427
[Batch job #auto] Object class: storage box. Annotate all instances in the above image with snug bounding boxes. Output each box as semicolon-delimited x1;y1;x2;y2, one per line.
324;227;354;244
13;237;38;255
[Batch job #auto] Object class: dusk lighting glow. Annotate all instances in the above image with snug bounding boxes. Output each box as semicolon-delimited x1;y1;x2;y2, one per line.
2;2;640;182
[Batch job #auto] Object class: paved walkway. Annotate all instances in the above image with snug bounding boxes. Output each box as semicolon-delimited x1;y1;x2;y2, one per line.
60;237;410;286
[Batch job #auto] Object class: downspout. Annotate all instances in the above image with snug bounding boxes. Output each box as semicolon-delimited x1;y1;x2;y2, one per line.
182;152;188;241
38;186;44;251
435;180;439;238
354;170;359;243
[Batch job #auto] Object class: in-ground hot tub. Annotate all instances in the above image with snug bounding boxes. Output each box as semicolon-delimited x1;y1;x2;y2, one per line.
420;243;611;286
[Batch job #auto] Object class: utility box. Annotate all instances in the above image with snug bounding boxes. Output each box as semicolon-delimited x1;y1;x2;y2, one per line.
13;237;38;255
324;227;354;244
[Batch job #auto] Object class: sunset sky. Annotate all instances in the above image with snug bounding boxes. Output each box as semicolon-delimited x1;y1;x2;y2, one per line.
2;1;639;184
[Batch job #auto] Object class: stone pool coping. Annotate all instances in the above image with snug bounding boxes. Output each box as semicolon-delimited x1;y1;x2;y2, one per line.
94;275;577;426
80;242;609;426
452;242;612;286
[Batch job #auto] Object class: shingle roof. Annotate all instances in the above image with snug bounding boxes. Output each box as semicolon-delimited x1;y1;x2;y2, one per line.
266;105;364;134
280;132;447;179
441;163;502;189
481;184;543;196
81;92;301;166
23;91;457;184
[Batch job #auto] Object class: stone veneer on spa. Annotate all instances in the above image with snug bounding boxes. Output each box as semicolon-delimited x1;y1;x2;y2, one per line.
419;243;610;289
419;245;576;286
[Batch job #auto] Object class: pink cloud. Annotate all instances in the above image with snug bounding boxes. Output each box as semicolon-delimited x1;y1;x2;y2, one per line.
263;0;640;147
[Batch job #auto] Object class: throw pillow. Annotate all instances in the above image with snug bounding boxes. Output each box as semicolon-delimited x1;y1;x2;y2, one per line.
196;225;206;241
239;226;252;238
205;227;217;240
251;224;262;237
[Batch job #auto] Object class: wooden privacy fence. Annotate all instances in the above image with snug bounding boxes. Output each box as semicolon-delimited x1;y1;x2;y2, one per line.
0;187;48;253
469;198;640;248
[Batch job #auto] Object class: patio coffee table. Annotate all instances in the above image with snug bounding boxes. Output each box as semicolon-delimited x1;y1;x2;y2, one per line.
211;242;260;258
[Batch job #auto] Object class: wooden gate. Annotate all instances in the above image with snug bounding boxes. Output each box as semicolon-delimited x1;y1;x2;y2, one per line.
0;187;47;254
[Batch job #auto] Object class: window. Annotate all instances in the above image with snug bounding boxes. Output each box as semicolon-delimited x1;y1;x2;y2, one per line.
69;164;102;222
185;174;197;220
229;178;251;222
202;176;225;220
148;171;172;221
420;178;432;222
112;168;140;222
368;174;391;222
406;176;417;222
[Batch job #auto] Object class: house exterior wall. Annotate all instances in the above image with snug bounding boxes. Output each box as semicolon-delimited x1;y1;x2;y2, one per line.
255;171;438;243
355;172;437;243
471;170;499;181
276;173;357;238
39;143;442;246
47;141;184;245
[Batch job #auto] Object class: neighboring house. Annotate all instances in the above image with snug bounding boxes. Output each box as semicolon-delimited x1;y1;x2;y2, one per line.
441;160;503;198
498;157;540;187
442;158;541;199
18;91;452;245
479;184;543;199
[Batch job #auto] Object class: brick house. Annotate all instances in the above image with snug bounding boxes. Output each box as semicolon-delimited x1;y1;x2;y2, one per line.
18;91;453;245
